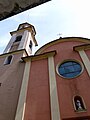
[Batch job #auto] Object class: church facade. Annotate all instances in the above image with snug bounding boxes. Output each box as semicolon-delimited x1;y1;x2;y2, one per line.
0;23;90;120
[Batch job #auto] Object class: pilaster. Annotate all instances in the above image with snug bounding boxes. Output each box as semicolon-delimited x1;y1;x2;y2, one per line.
78;50;90;76
15;60;31;120
48;56;61;120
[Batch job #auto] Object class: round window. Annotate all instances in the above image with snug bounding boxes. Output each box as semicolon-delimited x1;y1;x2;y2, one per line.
58;60;83;78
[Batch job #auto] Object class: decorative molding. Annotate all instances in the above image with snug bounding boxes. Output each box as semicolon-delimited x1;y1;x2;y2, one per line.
10;27;32;36
22;50;56;62
0;49;28;58
35;38;90;55
73;44;90;51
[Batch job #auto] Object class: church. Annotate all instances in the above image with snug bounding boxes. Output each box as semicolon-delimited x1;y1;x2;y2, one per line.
0;22;90;120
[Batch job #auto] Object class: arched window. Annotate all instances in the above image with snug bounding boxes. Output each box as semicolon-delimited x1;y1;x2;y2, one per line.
14;35;22;42
73;96;86;111
29;40;33;50
4;55;13;65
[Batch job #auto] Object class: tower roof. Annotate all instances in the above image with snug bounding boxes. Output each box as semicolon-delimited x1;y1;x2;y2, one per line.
10;22;38;46
17;22;36;35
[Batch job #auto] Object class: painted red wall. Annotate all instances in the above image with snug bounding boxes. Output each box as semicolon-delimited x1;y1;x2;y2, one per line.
41;39;90;119
24;59;51;120
24;38;90;120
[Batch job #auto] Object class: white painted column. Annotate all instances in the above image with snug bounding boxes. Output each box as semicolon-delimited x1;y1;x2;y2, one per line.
15;61;31;120
3;33;16;53
79;50;90;76
18;30;29;50
48;56;61;120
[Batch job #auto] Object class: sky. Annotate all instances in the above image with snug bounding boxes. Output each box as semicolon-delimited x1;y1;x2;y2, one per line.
0;0;90;54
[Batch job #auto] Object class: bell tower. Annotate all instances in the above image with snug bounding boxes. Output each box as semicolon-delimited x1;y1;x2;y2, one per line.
0;22;38;120
3;22;38;55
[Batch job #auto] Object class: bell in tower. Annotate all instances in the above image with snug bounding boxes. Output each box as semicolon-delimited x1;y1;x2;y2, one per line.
3;22;38;56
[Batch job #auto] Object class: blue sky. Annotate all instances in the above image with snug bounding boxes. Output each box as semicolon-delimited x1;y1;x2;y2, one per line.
0;0;90;54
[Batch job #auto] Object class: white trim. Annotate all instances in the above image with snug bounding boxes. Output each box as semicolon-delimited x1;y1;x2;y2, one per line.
15;61;31;120
48;56;61;120
78;50;90;76
56;59;84;79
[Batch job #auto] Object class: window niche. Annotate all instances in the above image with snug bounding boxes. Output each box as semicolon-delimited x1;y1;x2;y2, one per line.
73;96;86;112
4;55;13;65
29;40;33;50
14;35;22;42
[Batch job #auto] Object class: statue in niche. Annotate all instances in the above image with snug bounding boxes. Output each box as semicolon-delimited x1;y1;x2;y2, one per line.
74;96;86;111
76;100;83;110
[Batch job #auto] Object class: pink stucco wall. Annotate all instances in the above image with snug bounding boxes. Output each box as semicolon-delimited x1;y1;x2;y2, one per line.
24;59;51;120
24;38;90;120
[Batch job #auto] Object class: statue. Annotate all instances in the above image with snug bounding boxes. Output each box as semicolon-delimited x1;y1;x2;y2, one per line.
76;100;83;110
